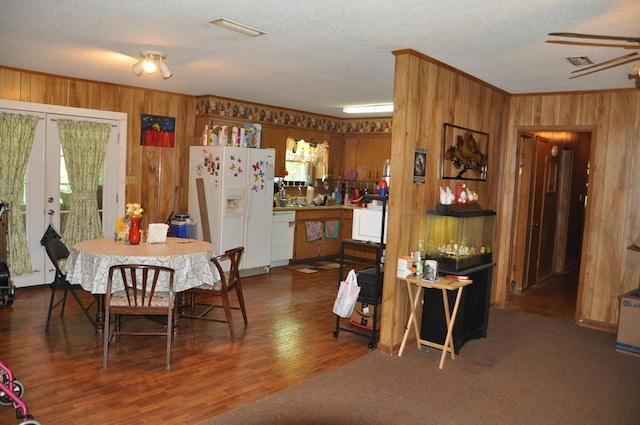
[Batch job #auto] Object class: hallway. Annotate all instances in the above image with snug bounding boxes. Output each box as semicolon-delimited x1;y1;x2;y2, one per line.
507;268;579;322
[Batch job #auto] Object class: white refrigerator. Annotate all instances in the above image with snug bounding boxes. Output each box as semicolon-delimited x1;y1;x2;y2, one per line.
188;145;275;276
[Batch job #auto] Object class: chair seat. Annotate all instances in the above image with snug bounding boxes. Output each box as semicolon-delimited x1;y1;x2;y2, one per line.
110;289;172;307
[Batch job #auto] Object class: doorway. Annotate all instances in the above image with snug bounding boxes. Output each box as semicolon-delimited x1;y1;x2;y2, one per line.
508;130;591;321
0;100;126;288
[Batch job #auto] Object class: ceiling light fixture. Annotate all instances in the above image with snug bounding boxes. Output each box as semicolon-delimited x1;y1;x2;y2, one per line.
210;18;265;37
132;51;173;80
343;104;394;114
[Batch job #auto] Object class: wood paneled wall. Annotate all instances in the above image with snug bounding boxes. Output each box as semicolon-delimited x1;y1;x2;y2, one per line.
0;66;195;228
4;63;637;339
496;90;640;329
379;50;508;352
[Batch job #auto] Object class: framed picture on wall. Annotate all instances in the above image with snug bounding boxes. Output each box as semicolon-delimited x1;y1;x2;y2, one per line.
413;147;426;184
140;114;176;148
441;123;488;181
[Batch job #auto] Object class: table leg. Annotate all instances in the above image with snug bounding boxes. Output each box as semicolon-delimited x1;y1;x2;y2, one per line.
399;282;423;356
440;288;455;360
438;287;464;369
95;294;104;333
178;292;190;316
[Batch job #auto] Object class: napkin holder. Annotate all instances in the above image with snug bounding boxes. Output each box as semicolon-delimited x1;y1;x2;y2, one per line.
147;223;169;244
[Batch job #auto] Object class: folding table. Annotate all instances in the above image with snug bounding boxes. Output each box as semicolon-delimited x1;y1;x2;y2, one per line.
398;275;472;369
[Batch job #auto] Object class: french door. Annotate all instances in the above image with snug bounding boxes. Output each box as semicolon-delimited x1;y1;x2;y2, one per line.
0;100;126;288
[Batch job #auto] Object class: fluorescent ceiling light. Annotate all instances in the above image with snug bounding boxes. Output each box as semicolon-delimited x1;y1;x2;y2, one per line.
210;18;265;37
343;104;394;114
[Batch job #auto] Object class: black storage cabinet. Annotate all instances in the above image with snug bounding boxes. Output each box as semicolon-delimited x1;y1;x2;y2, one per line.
420;262;494;353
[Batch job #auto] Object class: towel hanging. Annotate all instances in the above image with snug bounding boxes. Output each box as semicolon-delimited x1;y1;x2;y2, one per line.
305;221;323;241
325;220;339;238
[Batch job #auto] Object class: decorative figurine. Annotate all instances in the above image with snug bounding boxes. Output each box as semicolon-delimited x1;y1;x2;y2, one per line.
439;186;455;205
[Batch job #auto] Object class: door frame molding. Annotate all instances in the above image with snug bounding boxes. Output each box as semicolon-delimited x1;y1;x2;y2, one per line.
506;125;593;321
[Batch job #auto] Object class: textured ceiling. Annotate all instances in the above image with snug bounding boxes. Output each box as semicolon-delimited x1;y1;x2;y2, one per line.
1;0;638;118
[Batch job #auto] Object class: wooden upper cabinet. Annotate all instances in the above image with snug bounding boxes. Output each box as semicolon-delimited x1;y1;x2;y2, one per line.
327;133;344;179
342;133;392;182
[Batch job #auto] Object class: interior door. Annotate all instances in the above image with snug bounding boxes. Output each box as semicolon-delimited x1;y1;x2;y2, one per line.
511;133;534;292
524;136;549;289
538;143;559;281
1;101;126;288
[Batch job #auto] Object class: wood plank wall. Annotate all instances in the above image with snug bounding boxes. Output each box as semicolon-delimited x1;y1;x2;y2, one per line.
379;50;508;352
3;64;638;341
0;66;195;228
497;91;640;329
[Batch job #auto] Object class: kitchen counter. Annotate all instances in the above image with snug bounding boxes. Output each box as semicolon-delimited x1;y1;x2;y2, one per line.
274;204;357;211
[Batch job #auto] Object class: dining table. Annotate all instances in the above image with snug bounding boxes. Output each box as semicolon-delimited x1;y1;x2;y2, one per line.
64;237;219;330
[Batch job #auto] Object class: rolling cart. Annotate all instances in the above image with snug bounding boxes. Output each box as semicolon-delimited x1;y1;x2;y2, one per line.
333;194;387;348
0;361;40;425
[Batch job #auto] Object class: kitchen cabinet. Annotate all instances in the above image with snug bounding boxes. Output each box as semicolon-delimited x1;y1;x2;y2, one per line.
341;208;353;240
327;133;344;179
290;207;345;261
342;133;391;182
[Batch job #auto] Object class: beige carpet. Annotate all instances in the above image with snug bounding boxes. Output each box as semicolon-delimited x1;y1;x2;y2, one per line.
200;308;640;425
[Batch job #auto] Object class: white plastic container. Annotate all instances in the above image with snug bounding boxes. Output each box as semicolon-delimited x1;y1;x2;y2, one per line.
306;186;315;205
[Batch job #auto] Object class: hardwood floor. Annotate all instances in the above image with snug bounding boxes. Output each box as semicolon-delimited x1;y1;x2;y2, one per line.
1;265;581;424
0;267;371;425
506;268;579;322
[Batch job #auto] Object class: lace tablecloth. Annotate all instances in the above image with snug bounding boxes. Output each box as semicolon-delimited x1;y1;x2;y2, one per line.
65;237;218;294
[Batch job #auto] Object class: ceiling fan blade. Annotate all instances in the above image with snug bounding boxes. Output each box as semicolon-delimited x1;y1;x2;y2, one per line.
570;55;640;79
546;40;639;50
549;32;640;44
570;51;640;74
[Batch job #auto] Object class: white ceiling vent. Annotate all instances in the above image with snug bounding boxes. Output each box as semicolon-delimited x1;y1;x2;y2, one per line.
566;56;594;67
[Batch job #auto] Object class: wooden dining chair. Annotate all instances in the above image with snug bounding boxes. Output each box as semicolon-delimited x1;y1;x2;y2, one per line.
102;264;176;370
181;247;247;340
44;238;96;332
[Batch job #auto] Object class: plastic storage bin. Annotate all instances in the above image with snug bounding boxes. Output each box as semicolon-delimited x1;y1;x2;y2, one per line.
171;215;197;239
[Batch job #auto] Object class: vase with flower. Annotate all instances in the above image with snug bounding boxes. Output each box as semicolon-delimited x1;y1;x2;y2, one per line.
126;203;144;245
